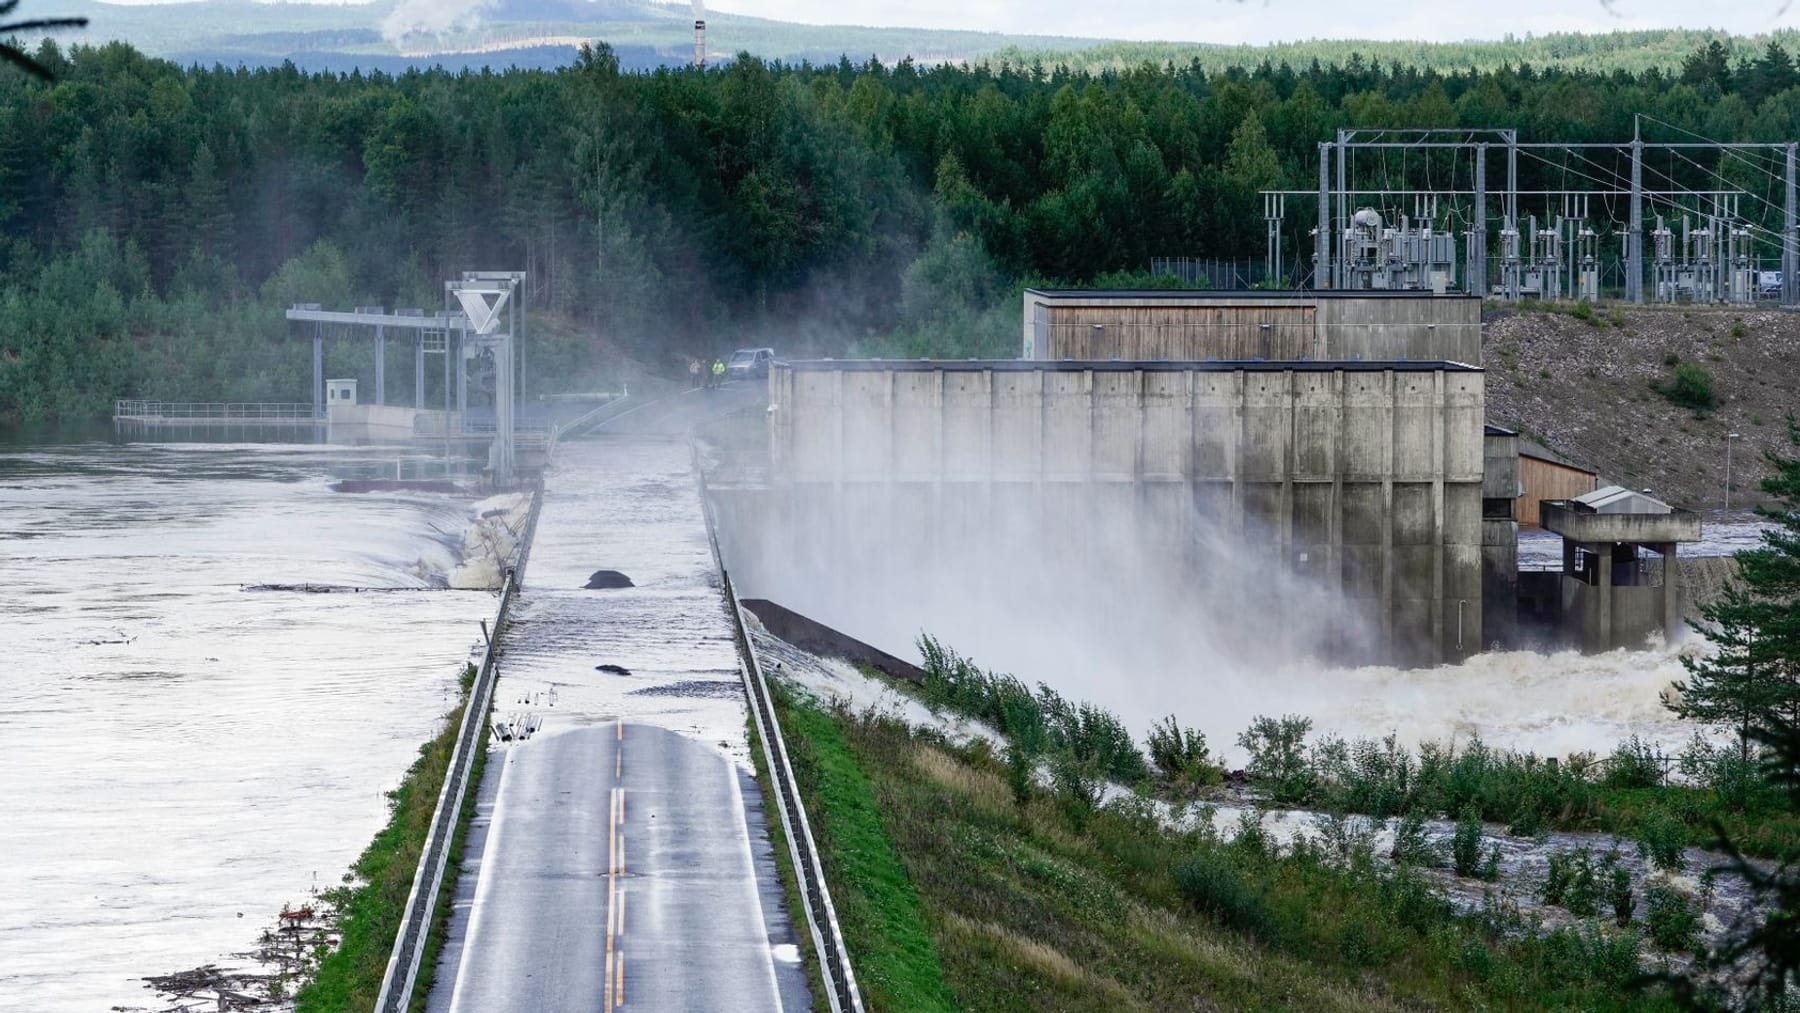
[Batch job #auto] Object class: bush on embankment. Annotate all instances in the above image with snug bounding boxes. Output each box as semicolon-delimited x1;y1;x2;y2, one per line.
771;687;1670;1010
296;663;484;1012
914;636;1800;862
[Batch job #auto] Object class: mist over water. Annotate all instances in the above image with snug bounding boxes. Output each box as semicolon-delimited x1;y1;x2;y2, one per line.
731;486;1698;764
0;443;494;1011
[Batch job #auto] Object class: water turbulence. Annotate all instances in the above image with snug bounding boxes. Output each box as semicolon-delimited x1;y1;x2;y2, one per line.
0;443;496;1012
724;477;1704;762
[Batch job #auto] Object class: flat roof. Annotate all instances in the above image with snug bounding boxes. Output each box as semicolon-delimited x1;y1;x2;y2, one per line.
1024;288;1480;301
779;359;1481;373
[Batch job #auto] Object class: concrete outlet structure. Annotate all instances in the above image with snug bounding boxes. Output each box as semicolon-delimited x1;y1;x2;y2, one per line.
1540;487;1701;652
756;359;1487;665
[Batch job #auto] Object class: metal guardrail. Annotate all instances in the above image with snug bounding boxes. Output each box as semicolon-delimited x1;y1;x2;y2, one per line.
372;484;544;1013
114;399;317;420
695;447;864;1013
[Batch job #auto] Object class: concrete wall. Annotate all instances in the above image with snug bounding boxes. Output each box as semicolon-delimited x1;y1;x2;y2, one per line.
1022;291;1481;365
756;360;1486;665
1560;579;1669;652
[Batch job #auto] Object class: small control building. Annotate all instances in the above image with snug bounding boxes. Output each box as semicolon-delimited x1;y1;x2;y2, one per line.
1539;486;1702;652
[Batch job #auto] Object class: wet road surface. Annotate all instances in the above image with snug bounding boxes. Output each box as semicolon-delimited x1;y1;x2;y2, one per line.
427;427;805;1013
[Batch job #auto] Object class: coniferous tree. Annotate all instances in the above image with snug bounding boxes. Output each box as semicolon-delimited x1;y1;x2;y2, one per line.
1672;418;1800;1006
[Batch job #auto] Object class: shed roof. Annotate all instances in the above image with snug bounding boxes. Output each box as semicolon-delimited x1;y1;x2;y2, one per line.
1518;437;1597;475
1572;485;1674;515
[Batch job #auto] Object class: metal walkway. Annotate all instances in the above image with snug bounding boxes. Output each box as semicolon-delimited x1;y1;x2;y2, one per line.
426;435;808;1012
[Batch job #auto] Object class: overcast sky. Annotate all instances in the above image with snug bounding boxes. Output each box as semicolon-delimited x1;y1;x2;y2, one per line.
703;0;1797;45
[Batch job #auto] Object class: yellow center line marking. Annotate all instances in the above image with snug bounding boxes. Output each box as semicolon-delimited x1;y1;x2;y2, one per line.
615;946;625;1007
604;785;621;1008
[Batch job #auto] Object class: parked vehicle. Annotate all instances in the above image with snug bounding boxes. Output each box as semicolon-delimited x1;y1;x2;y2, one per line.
1758;270;1784;296
726;347;775;380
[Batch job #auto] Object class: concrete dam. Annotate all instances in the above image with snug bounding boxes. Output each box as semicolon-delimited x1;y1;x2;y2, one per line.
708;289;1693;674
714;357;1484;669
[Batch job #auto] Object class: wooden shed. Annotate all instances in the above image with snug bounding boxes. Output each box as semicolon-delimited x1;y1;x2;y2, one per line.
1516;440;1599;528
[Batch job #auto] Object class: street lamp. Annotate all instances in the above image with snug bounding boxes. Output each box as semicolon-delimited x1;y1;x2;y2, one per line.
1726;433;1742;511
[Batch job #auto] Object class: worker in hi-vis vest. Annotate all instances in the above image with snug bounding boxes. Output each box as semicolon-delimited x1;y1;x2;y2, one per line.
711;358;725;388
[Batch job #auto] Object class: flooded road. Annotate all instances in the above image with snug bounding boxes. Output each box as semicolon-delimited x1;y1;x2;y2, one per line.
0;443;495;1011
429;435;806;1013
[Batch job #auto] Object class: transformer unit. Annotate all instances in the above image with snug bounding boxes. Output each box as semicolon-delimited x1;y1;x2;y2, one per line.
1340;207;1458;292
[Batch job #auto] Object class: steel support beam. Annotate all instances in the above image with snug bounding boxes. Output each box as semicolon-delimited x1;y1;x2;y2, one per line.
312;329;323;421
1786;142;1797;307
1316;142;1330;290
1335;130;1348;290
1629;139;1644;303
1473;144;1487;296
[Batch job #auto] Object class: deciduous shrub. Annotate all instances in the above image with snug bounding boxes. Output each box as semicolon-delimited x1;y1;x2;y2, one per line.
1652;363;1718;411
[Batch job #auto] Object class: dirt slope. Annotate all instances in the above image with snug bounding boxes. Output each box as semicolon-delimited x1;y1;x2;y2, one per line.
1482;305;1800;514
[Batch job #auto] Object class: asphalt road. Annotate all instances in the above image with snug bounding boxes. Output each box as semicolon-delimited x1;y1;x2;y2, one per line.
426;427;806;1013
440;724;796;1012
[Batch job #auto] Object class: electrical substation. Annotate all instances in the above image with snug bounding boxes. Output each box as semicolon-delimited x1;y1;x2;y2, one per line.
1257;126;1799;306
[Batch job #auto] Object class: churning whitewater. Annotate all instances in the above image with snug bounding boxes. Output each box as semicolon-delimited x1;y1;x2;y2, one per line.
0;443;498;1012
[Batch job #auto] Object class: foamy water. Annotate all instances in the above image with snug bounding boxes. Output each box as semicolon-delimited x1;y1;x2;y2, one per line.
0;442;495;1011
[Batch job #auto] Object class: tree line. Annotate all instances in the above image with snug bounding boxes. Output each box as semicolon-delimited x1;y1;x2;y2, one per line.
3;38;1800;421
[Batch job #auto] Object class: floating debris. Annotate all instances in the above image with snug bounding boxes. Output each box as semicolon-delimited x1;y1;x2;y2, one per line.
330;479;463;494
628;679;744;700
241;583;440;594
595;663;632;676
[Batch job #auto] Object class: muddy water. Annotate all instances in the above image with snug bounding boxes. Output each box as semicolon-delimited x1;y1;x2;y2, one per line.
0;442;495;1011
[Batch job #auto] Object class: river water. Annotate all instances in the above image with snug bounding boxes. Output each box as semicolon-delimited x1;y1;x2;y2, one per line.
0;441;496;1011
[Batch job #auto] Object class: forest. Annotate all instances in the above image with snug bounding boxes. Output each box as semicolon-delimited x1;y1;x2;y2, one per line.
2;36;1800;422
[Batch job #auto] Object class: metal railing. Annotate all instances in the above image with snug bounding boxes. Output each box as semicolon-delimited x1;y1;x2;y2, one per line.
113;400;317;420
695;447;864;1013
373;483;544;1013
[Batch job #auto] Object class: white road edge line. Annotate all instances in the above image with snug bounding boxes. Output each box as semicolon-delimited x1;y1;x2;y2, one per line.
727;759;788;1012
445;746;515;1013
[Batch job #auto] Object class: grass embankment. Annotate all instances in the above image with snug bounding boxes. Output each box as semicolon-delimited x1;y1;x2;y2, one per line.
771;682;1669;1011
295;663;489;1012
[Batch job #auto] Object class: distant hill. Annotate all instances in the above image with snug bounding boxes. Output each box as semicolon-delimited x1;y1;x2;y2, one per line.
16;2;1800;75
28;0;1115;71
997;28;1800;76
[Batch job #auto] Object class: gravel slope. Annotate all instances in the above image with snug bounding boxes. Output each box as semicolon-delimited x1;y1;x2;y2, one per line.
1482;304;1800;515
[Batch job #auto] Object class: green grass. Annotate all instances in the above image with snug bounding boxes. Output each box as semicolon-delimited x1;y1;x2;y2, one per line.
295;663;487;1012
776;691;957;1012
777;692;1675;1011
